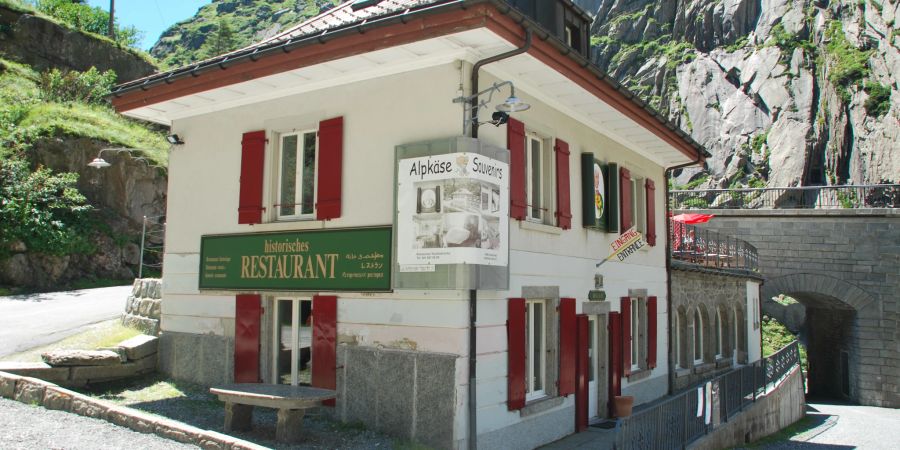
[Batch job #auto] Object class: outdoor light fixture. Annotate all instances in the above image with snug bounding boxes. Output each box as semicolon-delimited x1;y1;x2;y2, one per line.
87;147;165;171
166;134;185;145
452;80;530;134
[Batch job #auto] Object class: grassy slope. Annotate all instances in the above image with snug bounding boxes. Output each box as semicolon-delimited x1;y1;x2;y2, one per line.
0;320;141;362
0;58;168;164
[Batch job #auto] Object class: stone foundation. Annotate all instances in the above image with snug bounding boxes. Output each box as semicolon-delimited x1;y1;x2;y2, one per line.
157;331;234;386
123;278;162;335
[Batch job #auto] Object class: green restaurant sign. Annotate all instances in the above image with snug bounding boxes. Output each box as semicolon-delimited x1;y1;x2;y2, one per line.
199;227;392;292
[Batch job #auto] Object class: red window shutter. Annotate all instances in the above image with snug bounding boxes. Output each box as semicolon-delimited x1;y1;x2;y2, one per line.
645;179;657;246
575;314;589;432
508;118;527;221
620;167;633;231
608;311;622;406
238;131;266;225
648;296;658;369
621;296;632;376
312;295;337;405
554;139;572;230
316;117;343;220
507;298;526;410
234;294;261;383
558;298;576;396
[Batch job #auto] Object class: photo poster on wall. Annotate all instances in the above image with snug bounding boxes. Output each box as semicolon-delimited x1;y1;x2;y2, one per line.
581;153;612;231
396;152;509;270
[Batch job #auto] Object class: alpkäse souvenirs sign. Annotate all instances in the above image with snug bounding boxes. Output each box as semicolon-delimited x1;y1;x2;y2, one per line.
199;227;392;291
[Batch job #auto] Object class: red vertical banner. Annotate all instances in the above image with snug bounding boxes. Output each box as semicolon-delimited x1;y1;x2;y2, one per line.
507;298;526;410
554;138;572;230
608;311;622;417
507;118;527;221
620;167;633;231
238;131;266;224
621;296;632;376
648;296;658;369
558;298;576;396
234;294;261;383
575;314;589;432
645;179;657;246
316;117;343;220
312;295;337;405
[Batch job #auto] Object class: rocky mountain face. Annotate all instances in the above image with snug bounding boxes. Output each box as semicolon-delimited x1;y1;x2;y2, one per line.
579;0;899;189
150;0;338;69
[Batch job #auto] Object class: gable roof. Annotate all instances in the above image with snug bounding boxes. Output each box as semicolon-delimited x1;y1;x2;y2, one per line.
113;0;707;165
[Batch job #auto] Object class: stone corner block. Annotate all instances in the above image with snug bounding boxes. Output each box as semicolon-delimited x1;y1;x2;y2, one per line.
43;385;81;411
14;377;50;405
117;334;159;361
0;371;23;398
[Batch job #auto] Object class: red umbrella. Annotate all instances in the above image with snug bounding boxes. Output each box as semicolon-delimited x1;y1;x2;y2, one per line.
671;213;715;224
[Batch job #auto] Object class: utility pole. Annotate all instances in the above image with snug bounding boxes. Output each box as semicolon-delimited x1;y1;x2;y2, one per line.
108;0;115;40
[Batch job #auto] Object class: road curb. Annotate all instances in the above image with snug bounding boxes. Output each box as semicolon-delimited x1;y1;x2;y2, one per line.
0;370;269;450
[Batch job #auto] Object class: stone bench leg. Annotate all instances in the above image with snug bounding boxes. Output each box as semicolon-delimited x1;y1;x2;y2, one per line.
276;408;306;443
224;402;253;432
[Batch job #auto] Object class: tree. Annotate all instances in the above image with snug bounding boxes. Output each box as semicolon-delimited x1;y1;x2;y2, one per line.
200;19;238;60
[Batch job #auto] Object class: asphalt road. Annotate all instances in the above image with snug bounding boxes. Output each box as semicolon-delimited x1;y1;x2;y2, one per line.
0;285;132;358
757;400;900;449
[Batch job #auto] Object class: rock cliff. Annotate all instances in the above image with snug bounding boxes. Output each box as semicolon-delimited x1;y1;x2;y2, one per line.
579;0;899;188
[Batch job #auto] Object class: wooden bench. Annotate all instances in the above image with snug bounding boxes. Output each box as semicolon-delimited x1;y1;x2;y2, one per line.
210;383;336;443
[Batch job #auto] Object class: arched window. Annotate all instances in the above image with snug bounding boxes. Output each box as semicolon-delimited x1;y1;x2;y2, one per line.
693;307;704;365
675;308;689;369
715;308;724;359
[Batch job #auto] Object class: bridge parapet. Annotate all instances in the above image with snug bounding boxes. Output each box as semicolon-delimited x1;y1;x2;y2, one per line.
670;222;758;272
671;184;900;210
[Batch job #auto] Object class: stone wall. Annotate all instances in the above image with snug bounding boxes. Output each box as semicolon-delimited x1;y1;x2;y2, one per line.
692;209;900;407
0;5;156;81
670;266;761;391
157;331;234;386
336;345;458;450
689;366;806;450
123;279;162;335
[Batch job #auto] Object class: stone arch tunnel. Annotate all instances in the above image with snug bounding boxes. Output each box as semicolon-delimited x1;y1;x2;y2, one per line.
686;209;899;407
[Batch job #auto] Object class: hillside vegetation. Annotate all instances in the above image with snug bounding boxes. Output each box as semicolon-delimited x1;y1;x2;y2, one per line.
151;0;340;69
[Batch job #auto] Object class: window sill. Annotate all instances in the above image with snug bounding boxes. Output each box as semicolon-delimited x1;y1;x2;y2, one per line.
626;368;651;382
715;357;733;369
519;220;561;235
674;367;692;378
520;395;564;418
693;362;715;375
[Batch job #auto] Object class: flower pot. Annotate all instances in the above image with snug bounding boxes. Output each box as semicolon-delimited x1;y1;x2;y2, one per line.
613;395;634;418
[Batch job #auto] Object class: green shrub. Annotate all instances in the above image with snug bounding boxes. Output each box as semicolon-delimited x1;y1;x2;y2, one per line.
0;158;95;257
824;21;872;103
863;82;891;117
39;67;117;105
33;0;142;47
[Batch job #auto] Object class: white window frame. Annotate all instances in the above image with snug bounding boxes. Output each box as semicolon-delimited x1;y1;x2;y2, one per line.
525;131;555;225
630;297;640;372
694;308;705;365
275;129;318;220
525;299;547;401
272;297;313;386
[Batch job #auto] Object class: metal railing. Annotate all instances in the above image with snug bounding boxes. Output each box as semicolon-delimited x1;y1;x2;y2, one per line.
669;222;758;272
616;341;801;450
139;215;165;278
670;184;900;210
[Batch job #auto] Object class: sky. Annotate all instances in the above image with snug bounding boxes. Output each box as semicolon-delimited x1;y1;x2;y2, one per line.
85;0;212;51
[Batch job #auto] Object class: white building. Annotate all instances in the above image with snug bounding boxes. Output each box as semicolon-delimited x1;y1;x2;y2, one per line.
113;1;714;448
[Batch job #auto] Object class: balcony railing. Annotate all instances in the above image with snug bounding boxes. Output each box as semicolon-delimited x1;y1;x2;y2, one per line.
616;341;802;450
670;222;758;272
670;184;900;210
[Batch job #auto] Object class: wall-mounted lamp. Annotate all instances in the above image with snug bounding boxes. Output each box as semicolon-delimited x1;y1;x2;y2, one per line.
452;80;530;135
87;147;165;171
166;134;185;145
